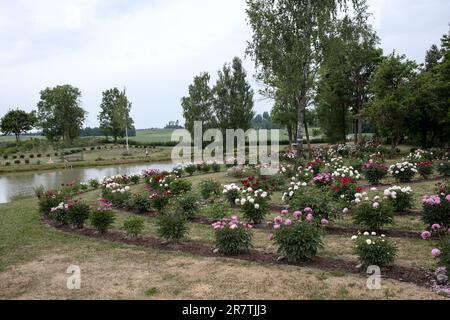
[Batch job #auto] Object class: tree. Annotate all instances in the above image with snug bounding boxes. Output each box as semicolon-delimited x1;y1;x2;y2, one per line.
181;72;215;135
246;0;362;157
98;88;134;142
364;53;418;151
316;7;382;144
212;57;255;132
0;109;37;144
37;85;86;145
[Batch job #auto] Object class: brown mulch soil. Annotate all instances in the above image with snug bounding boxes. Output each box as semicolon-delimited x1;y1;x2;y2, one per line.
44;217;433;288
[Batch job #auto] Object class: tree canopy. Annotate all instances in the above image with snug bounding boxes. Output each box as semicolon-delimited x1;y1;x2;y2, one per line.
0;109;37;143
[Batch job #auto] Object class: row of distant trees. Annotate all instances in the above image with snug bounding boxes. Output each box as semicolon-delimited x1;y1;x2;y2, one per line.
0;86;135;145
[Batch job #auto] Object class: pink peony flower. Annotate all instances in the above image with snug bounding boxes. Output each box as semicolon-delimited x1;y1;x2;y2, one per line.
432;224;441;231
342;208;349;214
274;216;283;224
304;207;312;213
306;213;314;222
293;211;302;220
421;231;432;240
422;195;441;205
284;219;292;226
229;224;237;230
431;248;441;257
268;233;274;241
446;194;450;202
273;224;281;230
281;209;289;216
321;218;329;226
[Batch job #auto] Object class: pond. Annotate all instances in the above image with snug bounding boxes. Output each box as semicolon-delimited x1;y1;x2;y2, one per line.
0;162;176;204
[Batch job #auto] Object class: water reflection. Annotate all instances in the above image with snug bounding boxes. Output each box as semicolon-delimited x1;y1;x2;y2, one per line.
0;162;175;204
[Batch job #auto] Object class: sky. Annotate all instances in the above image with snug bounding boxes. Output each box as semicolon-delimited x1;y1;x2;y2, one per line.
0;0;449;129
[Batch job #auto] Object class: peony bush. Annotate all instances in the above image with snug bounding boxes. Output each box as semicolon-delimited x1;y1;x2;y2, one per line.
352;232;397;267
352;194;394;230
212;216;253;255
236;189;270;224
383;186;414;212
361;161;388;184
422;194;450;228
388;162;417;183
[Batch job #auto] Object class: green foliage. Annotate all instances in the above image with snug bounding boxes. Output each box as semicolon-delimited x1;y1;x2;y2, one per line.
422;196;450;228
128;193;152;214
175;192;200;220
130;175;140;185
36;190;65;215
213;219;253;255
273;220;323;262
184;164;197;176
361;162;388;184
352;201;394;230
67;200;91;228
156;212;189;243
438;237;450;270
0;109;37;144
199;179;221;200
211;162;221;172
205;201;232;221
437;161;450;177
122;216;145;238
37;85;86;145
90;209;115;234
169;179;192;195
288;187;342;220
49;207;68;226
353;234;397;267
98;88;134;141
89;179;100;189
240;195;270;224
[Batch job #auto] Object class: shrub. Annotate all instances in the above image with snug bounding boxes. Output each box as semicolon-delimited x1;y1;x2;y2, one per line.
90;200;115;234
2;155;7;160
122;216;145;238
417;161;434;179
352;232;397;267
14;159;20;165
130;174;141;185
5;161;10;166
422;194;450;228
184;164;197;176
437;161;450;177
361;161;388;184
156;212;188;242
212;217;253;255
102;185;131;208
237;189;270;224
352;198;394;230
29;154;35;158
199;179;221;200
205;201;232;221
211;162;221;172
37;160;41;165
437;237;450;269
388;162;417;182
286;186;342;221
89;179;100;189
169;179;192;195
37;153;42;158
270;210;323;262
24;159;30;164
128;193;152;213
149;189;172;212
222;183;241;206
12;155;17;159
80;183;88;191
49;203;69;226
306;159;323;175
36;190;65;215
383;186;414;212
198;162;212;173
175;192;200;220
20;154;25;159
67;200;91;228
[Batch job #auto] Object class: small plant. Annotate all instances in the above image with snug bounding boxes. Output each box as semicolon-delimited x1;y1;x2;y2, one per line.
89;179;100;189
130;174;141;185
184;164;197;176
128;193;152;213
169;179;192;195
236;189;270;224
5;161;10;166
211;162;221;172
383;186;414;212
212;216;253;255
199;179;221;200
102;184;131;208
222;183;241;206
20;154;25;159
49;202;69;225
175;191;200;220
270;209;323;262
361;161;388;184
29;154;35;158
14;159;20;165
156;212;188;243
149;189;172;212
417;161;434;179
205;201;232;221
422;194;450;228
388;162;417;182
352;232;397;267
24;159;30;164
36;189;65;215
437;161;450;177
313;172;333;187
306;159;323;175
198;162;211;173
352;196;394;230
90;200;116;234
67;200;91;228
329;177;361;203
122;216;145;238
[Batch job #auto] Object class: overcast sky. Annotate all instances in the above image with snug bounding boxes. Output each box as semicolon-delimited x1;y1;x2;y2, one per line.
0;0;449;129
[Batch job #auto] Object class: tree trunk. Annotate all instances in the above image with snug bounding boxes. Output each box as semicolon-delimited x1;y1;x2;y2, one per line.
357;116;363;144
15;133;20;144
354;119;358;144
304;119;312;160
296;92;306;158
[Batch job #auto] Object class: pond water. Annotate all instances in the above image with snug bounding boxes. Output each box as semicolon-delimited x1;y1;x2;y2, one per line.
0;162;176;204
